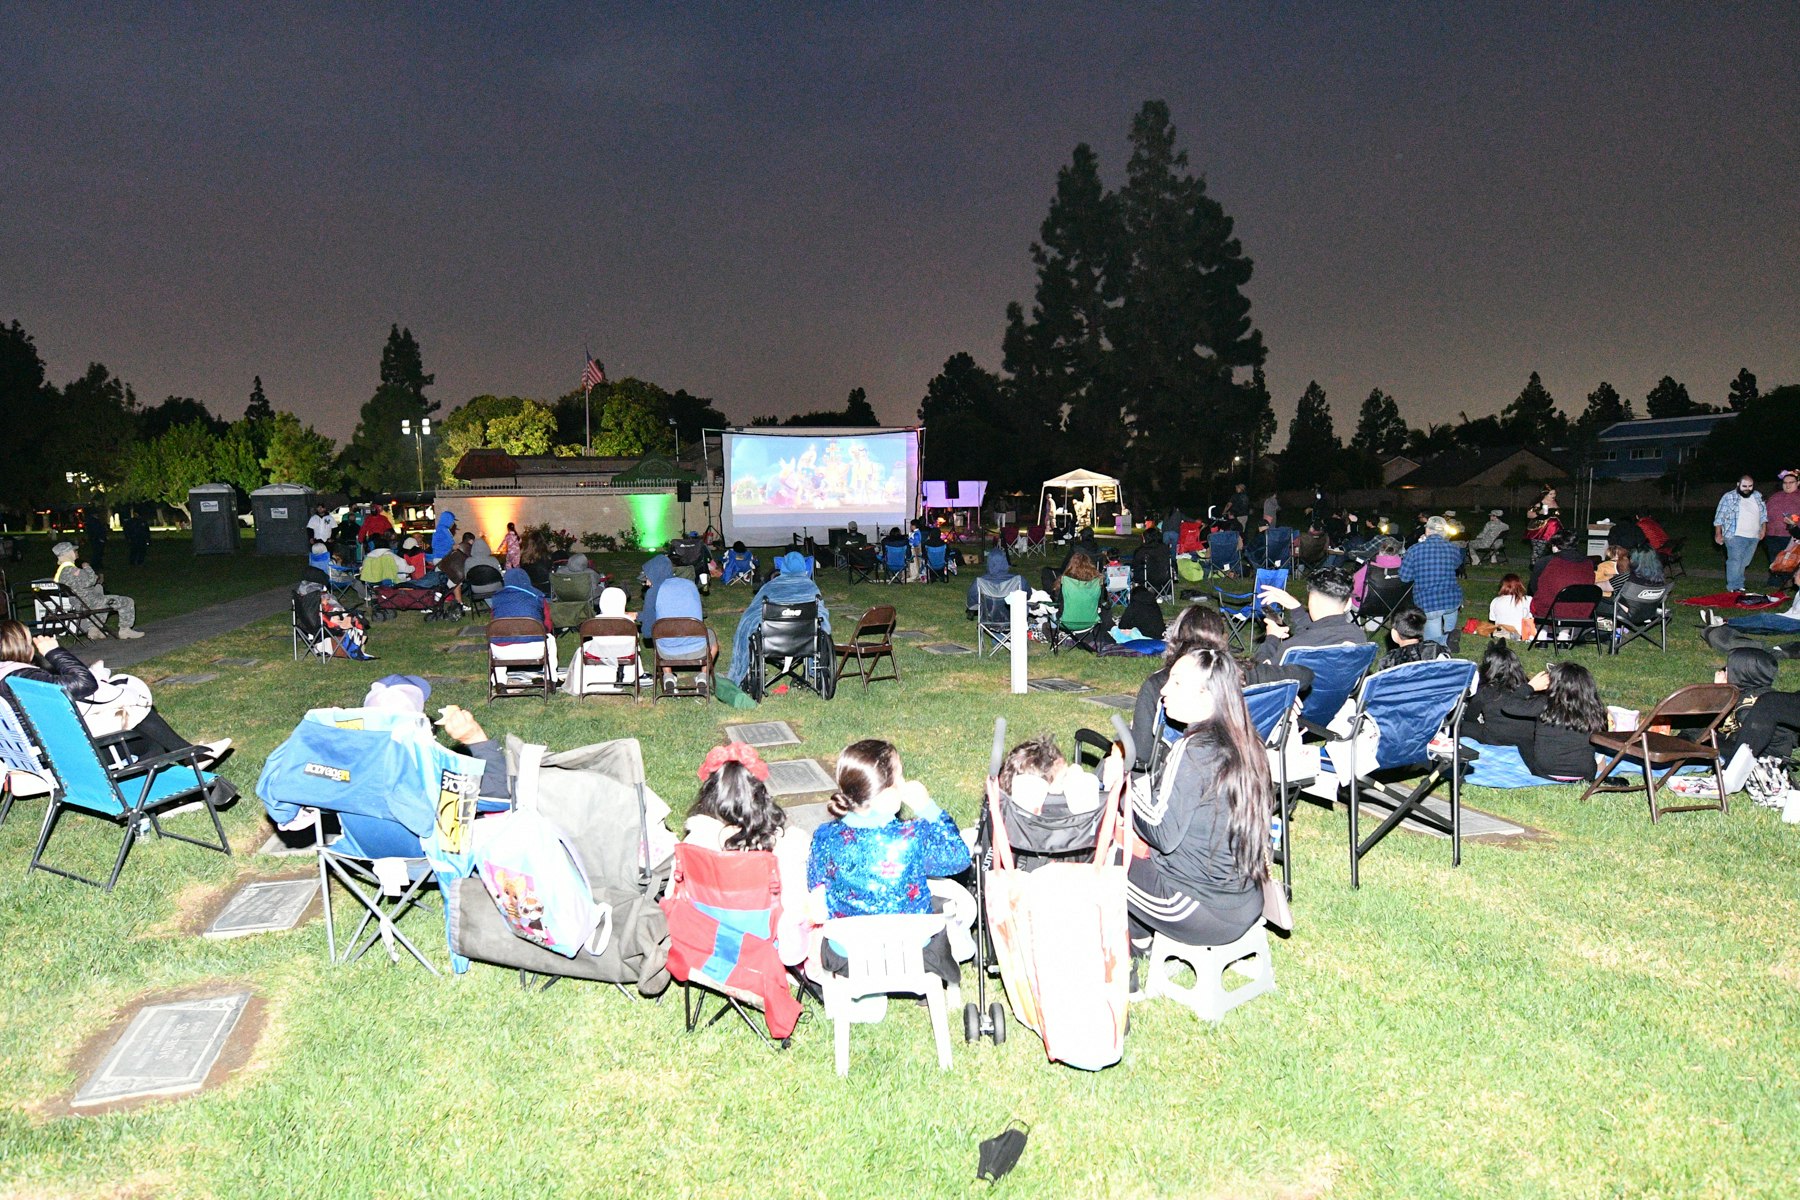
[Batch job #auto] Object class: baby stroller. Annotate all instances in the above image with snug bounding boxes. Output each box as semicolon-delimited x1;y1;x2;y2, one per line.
292;569;373;661
966;715;1134;1072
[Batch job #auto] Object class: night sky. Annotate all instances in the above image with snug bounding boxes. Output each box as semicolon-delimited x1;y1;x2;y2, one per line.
6;4;1797;442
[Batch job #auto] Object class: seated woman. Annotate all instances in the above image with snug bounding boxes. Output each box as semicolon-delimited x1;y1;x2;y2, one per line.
639;554;676;640
0;621;230;766
1116;584;1166;641
1594;545;1632;595
1717;647;1800;766
1125;647;1271;955
683;744;813;965
726;552;830;686
550;552;604;608
1487;573;1533;640
806;738;970;986
648;575;717;693
1488;660;1607;780
1463;638;1530;737
1054;551;1104;630
519;529;554;591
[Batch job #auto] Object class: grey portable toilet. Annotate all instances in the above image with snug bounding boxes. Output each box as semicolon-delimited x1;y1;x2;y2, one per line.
250;483;315;556
188;483;240;555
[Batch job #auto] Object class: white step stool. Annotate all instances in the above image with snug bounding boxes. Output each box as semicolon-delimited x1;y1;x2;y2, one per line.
1142;923;1276;1021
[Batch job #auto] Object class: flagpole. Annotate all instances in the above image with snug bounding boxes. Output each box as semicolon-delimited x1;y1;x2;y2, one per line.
583;346;592;457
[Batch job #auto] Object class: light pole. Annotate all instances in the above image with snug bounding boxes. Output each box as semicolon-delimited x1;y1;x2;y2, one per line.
400;418;432;493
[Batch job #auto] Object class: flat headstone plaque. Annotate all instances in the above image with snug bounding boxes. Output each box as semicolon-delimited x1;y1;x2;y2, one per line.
205;879;318;939
891;630;929;641
212;657;260;667
778;800;832;833
765;758;837;797
725;721;801;748
458;626;487;637
422;675;469;688
1355;798;1529;841
445;643;485;655
1084;693;1137;710
918;642;974;656
73;992;250;1108
158;673;220;686
1028;677;1094;693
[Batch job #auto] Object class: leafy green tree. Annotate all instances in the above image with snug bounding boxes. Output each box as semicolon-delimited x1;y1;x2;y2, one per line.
1572;381;1633;445
1499;372;1567;444
1349;389;1407;457
245;376;274;423
667;389;729;444
118;422;220;518
1281;382;1340;487
213;420;265;493
339;325;436;494
1728;367;1758;411
140;396;227;441
918;352;1016;485
1112;101;1265;501
260;412;337;487
594;378;674;455
55;363;139;494
0;319;60;511
1645;375;1697;419
437;395;557;483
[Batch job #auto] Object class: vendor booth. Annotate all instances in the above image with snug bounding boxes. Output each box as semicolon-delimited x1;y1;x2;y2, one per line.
1038;469;1124;537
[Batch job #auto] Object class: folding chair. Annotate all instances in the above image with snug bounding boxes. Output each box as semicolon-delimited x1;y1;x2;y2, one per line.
1175;555;1207;594
1022;525;1047;556
325;561;363;609
1001;524;1021;553
975;575;1023;657
1281;640;1379;733
1581;684;1739;822
1050;576;1104;655
879;541;909;584
917;543;947;582
569;616;643;698
27;579;112;640
748;601;835;699
1103;561;1132;604
463;564;504;618
722;549;757;586
1244;679;1305;899
0;691;55;831
664;844;802;1050
843;544;879;586
1262;526;1296;570
649;617;716;699
1205;531;1242;579
1604;581;1670;653
1353;569;1412;634
1658;537;1687;579
1176;521;1205;556
487;617;557;701
834;604;899;688
1529;584;1602;656
8;676;231;892
1215;568;1288;654
1337;658;1478;887
1134;543;1175;602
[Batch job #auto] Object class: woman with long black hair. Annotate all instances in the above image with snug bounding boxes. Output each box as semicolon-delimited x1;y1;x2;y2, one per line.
1127;647;1274;949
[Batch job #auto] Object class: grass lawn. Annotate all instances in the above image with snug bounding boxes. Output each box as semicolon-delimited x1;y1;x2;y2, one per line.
5;532;303;627
1;535;1796;1198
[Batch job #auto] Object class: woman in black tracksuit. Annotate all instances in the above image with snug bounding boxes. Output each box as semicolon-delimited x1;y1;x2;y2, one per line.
1718;647;1800;762
1127;646;1272;948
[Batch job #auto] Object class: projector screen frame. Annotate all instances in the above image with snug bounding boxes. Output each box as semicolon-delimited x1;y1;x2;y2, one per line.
711;425;926;545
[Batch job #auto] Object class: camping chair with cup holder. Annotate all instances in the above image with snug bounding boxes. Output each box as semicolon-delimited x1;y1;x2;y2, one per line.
1204;530;1243;579
834;604;900;688
975;575;1024;657
878;541;909;584
462;563;504;618
1580;683;1739;822
1133;542;1175;603
843;543;880;587
663;844;803;1050
1353;569;1412;635
1215;568;1289;655
1657;537;1686;579
1048;576;1105;655
1244;678;1308;900
1602;580;1671;654
1281;640;1380;736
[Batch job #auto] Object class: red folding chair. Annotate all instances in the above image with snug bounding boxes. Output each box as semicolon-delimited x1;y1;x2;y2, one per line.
661;844;802;1047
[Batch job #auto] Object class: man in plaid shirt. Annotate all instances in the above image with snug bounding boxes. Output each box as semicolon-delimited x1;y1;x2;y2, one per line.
1399;515;1466;646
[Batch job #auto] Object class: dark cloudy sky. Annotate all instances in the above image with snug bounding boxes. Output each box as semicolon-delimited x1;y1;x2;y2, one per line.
5;3;1797;443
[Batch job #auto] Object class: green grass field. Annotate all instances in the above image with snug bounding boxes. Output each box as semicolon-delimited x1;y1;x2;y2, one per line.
5;532;302;627
1;534;1796;1199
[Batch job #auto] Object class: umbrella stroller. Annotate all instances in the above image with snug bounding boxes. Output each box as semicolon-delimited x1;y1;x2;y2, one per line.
967;715;1135;1071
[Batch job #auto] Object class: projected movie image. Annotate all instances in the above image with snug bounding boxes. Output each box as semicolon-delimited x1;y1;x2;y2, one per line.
722;430;919;541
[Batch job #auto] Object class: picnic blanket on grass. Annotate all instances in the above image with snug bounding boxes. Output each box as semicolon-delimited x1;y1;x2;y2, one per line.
1678;591;1788;611
1460;738;1711;789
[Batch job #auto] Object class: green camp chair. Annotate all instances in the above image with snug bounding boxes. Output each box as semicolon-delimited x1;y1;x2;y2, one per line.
1051;576;1104;655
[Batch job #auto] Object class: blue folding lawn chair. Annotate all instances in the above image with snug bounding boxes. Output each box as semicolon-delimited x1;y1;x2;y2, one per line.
9;676;231;891
1244;678;1303;899
1216;568;1289;654
0;692;54;830
1205;531;1242;579
1261;526;1296;570
923;543;950;582
880;541;908;584
1281;641;1380;733
1337;658;1478;887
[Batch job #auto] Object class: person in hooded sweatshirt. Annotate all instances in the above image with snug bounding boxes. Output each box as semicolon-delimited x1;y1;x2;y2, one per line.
639;554;676;641
489;567;551;644
428;510;457;565
727;551;830;686
965;545;1023;613
1717;646;1800;764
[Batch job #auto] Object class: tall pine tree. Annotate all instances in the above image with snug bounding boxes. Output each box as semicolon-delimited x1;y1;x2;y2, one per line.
245;376;273;423
339;326;437;494
1349;388;1407;456
1281;382;1339;487
1500;372;1567;444
1728;367;1758;411
1644;375;1696;419
1573;381;1632;444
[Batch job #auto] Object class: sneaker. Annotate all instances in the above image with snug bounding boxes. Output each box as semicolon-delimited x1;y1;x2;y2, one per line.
116;627;145;640
661;674;676;696
1701;609;1723;628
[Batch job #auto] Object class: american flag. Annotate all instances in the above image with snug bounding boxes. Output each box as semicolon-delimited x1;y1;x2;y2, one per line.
581;356;606;394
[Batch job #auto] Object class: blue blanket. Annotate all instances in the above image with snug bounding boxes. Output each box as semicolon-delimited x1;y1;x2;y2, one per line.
1460;738;1708;789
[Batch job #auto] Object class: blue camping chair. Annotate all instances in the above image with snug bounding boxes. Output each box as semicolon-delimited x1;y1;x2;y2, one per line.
1205;531;1242;579
880;541;909;583
1261;526;1296;569
0;692;54;830
924;543;950;582
257;712;478;974
1244;678;1304;899
1216;568;1290;654
1281;641;1380;732
723;549;757;586
8;676;230;892
1338;658;1478;887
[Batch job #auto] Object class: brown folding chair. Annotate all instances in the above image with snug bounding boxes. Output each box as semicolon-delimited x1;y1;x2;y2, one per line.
834;604;899;688
1580;683;1740;822
572;616;642;699
649;617;716;699
486;617;556;701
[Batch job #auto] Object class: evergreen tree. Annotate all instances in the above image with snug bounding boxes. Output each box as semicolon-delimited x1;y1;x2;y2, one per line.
1280;382;1339;487
1692;385;1800;481
1349;388;1408;457
1644;375;1696;419
666;389;729;445
841;387;878;426
0;319;59;511
1573;381;1633;443
339;325;436;494
1002;142;1121;480
140;396;227;441
1112;101;1265;501
245;375;274;423
1499;372;1567;444
260;412;337;489
1728;367;1758;411
918;352;1014;485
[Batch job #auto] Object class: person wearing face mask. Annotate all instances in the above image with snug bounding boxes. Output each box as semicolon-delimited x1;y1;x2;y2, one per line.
1715;474;1767;593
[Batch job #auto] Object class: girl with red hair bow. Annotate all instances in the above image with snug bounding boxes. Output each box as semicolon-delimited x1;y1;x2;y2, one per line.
682;741;815;964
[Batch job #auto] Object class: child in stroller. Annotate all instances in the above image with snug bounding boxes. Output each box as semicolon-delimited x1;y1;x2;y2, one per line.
293;567;374;660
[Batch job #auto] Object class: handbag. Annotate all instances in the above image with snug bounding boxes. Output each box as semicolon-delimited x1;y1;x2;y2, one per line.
1772;541;1800;575
1261;874;1293;932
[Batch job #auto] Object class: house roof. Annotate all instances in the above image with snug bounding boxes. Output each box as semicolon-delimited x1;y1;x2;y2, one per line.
1390;445;1572;488
1596;414;1736;442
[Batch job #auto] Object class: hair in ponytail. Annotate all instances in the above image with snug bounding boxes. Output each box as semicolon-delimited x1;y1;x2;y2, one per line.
826;739;900;820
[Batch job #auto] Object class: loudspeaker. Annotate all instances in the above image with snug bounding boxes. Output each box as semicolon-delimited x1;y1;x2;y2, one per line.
676;481;692;503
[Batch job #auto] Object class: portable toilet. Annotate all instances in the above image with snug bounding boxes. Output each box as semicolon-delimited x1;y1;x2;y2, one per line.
188;483;239;555
250;483;315;556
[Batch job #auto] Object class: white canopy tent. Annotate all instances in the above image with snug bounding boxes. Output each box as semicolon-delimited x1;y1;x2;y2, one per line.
1038;468;1124;532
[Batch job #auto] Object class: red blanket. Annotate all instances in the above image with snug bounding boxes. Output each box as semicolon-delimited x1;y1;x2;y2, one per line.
1678;591;1789;611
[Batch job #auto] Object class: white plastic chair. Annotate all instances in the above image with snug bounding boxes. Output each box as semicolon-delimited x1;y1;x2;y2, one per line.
817;914;954;1077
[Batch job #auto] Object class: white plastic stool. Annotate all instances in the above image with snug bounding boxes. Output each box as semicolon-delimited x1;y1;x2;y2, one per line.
1143;923;1275;1021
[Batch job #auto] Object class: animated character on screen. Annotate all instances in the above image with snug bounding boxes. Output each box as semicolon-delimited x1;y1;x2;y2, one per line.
847;442;875;500
820;442;849;501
